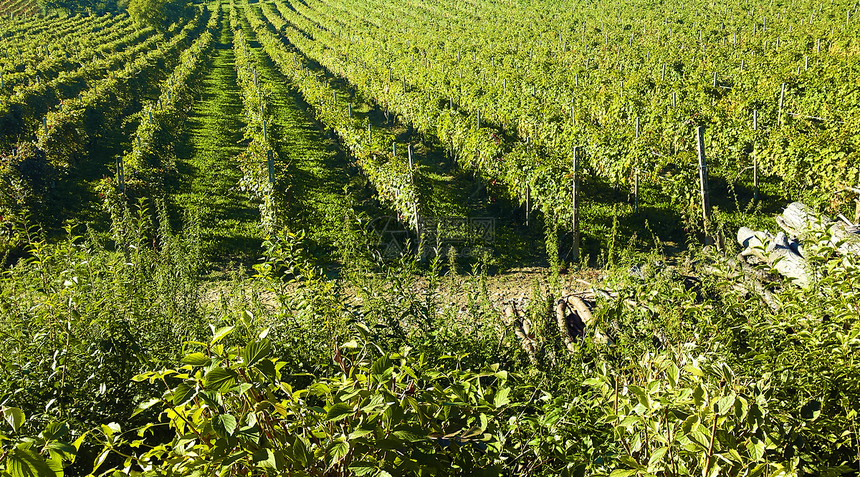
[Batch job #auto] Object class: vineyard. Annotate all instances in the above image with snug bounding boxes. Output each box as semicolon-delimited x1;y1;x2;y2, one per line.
0;0;859;475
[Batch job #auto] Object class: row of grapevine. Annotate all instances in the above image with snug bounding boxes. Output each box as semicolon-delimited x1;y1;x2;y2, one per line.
33;7;209;171
247;2;420;228
0;0;38;16
1;12;85;51
0;9;66;38
0;10;96;51
281;0;859;226
0;23;159;150
1;14;132;93
265;0;559;227
229;3;282;232
121;4;221;193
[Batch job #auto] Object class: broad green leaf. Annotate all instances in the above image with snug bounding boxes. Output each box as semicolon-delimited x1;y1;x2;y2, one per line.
493;388;511;408
241;339;272;367
746;438;765;461
181;352;211;366
609;470;638;477
289;435;312;467
349;461;378;476
392;426;426;442
684;365;704;377
371;356;393;378
3;407;25;433
648;446;669;470
211;325;235;345
326;402;353;422
204;367;237;391
213;414;238;437
172;383;196;406
617;415;640;430
326;439;350;465
8;446;53;477
40;422;68;441
132;398;161;417
349;428;374;440
255;359;279;382
716;394;736;416
252;448;278;470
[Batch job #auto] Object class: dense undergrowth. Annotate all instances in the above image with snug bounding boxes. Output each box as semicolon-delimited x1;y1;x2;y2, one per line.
0;197;857;476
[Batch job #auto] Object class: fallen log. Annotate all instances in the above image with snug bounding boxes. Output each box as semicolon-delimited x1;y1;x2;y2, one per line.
504;304;537;364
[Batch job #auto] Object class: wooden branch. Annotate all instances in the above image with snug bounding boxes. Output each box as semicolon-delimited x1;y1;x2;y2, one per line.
504;304;537;364
555;300;578;353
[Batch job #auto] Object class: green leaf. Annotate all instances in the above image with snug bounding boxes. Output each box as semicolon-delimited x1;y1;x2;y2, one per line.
371;356;393;378
213;414;238;437
172;383;196;406
629;385;650;409
3;407;25;433
392;426;426;442
288;435;312;467
204;367;237;391
327;439;350;465
493;388;511;408
341;340;360;349
8;446;54;477
648;446;669;470
348;428;374;440
40;422;69;441
325;402;353;422
252;448;279;470
181;352;211;366
211;325;235;345
348;461;378;476
241;339;272;367
255;359;278;382
609;470;638;477
131;398;161;417
617;415;640;430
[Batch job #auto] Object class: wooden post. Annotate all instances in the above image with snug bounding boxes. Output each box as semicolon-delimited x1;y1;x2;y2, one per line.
348;102;352;117
408;144;420;246
116;156;125;193
525;186;530;226
634;116;640;213
778;82;786;127
661;63;666;80
752;110;758;201
571;146;580;262
267;150;275;184
392;142;396;157
672;91;677;108
696;127;713;245
634;170;639;213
